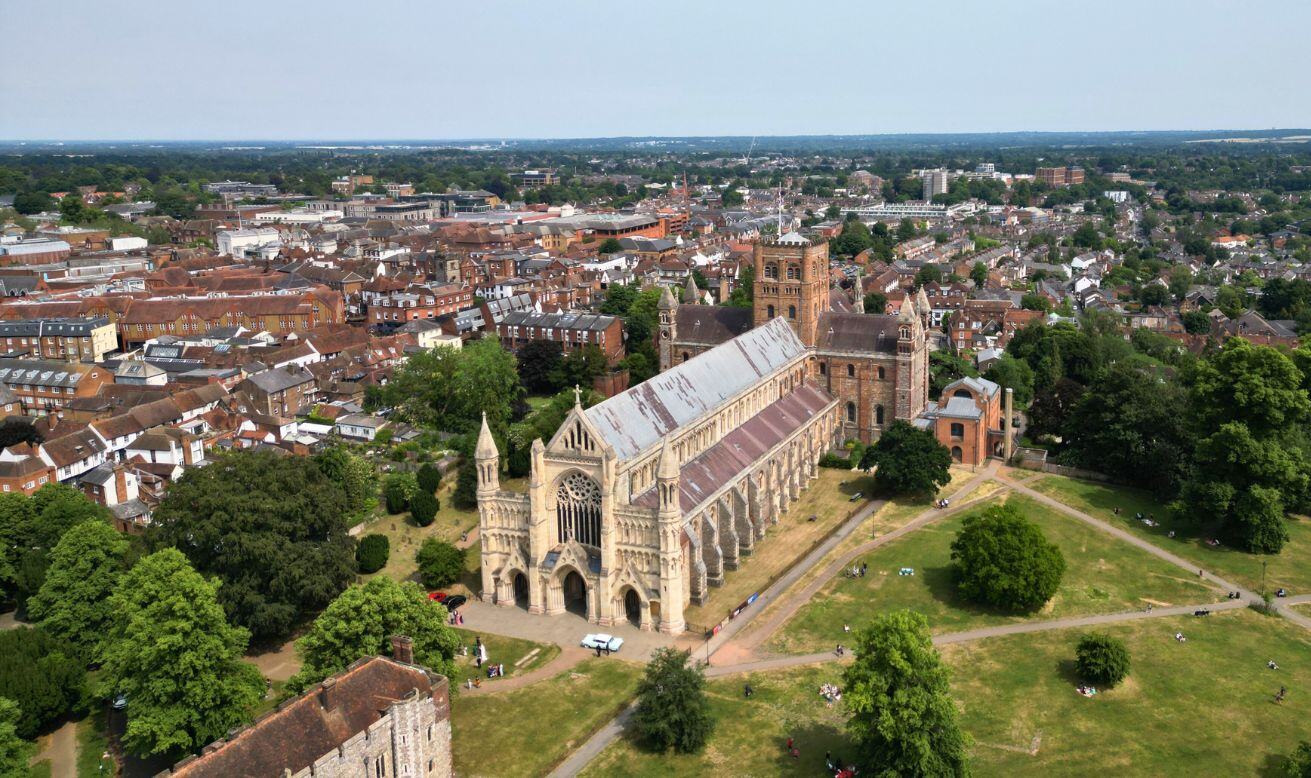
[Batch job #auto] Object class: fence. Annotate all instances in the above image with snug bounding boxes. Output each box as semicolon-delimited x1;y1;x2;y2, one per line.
1013;446;1113;482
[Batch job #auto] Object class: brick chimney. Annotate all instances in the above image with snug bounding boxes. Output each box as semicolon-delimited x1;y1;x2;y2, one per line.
390;634;414;664
317;677;338;710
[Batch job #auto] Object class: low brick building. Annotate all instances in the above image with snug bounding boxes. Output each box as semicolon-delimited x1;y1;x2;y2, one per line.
920;376;1005;465
497;310;624;364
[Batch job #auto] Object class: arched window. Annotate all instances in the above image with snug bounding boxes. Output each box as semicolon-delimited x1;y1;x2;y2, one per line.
788;305;797;319
846;364;855;377
786;264;800;280
876;405;884;425
877;366;885;380
767;304;776;318
954;389;972;400
765;263;779;280
899;325;910;339
556;472;602;548
846;402;857;423
681;351;690;362
819;362;827;375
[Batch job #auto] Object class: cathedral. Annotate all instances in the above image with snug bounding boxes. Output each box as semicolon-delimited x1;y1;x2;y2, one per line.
476;233;931;633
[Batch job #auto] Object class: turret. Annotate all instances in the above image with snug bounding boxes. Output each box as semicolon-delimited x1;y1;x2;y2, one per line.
683;272;700;304
655;434;686;634
657;435;680;519
475;412;499;494
657;285;679;372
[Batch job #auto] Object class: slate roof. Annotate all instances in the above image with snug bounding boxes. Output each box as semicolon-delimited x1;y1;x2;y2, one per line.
672;305;753;346
585;317;805;461
814;311;900;354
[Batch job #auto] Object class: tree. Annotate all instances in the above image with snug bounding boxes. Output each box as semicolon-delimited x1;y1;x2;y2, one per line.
372;338;522;438
410;490;439;527
416;539;466;589
843;610;970;777
1138;284;1169;306
1075;633;1130;687
1072;222;1103;249
1181;426;1301;553
416;462;442;495
1285;741;1311;777
950;503;1066;612
356;534;390;574
720;187;744;207
863;291;888;315
149;450;356;645
12;191;53;215
0;484;110;607
1181;310;1211;334
98;549;263;757
0;696;33;775
859;421;952;496
452;455;479;510
1189;338;1310;437
383;472;418;514
1019;292;1052;312
984;356;1035;406
633;647;714;753
0;417;41;450
314;447;377;519
289;576;459;693
1060;365;1192;494
27;521;128;660
518;339;565;394
1026;378;1085;441
831;220;874;258
970;261;988;287
597;237;623;255
914;264;943;287
0;627;85;740
561;344;608;389
929;351;977;400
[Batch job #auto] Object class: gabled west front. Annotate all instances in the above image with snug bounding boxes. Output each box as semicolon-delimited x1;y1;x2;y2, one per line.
476;317;840;634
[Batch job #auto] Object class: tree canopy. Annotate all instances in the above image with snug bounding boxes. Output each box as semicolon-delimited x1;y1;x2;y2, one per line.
842;610;970;777
1075;633;1130;688
370;338;522;438
149;450;356;644
416;539;466;589
0;627;85;740
859;421;952;496
0;483;110;607
0;697;34;777
27;520;129;660
950;503;1066;612
633;647;714;754
289;576;459;693
98;549;264;757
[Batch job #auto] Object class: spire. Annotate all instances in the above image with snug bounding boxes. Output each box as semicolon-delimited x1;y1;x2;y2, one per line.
657;435;679;481
915;286;930;315
658;284;678;311
683;272;699;304
475;411;498;460
897;300;916;324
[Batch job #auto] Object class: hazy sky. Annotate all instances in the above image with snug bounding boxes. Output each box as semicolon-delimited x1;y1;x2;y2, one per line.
2;0;1308;140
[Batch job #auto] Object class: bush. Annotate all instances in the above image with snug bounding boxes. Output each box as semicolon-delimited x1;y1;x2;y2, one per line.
0;627;85;739
819;453;850;469
452;457;478;510
416;463;442;494
1075;633;1130;687
410;491;439;527
355;534;390;574
383;473;418;514
950;503;1066;612
416;539;466;589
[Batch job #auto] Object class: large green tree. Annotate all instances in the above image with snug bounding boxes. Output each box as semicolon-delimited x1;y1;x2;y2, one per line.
372;338;522;437
843;610;970;777
416;539;466;589
633;647;714;754
0;484;110;607
149;450;356;644
1189;337;1309;437
27;520;129;660
289;576;459;693
314;446;378;519
517;339;565;394
1075;633;1131;688
0;697;34;777
950;503;1066;612
859;421;952;496
0;627;85;740
98;549;263;757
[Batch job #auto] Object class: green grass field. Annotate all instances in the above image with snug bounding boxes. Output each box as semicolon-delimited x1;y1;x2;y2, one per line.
447;630;560;688
590;609;1311;777
581;663;851;777
1030;474;1311;596
767;494;1221;654
450;658;642;778
945;609;1311;775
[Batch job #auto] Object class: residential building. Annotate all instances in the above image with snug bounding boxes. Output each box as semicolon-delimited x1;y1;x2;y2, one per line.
497;310;625;364
1036;166;1086;187
0;359;112;413
0;317;118;362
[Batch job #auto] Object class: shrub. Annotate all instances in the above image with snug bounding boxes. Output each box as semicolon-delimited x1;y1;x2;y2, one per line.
416;539;466;589
950;503;1066;611
355;534;390;574
416;463;442;494
1075;633;1130;687
410;491;439;527
819;452;850;469
452;457;478;510
383;473;417;514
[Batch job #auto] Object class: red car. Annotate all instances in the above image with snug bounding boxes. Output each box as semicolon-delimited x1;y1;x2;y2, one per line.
428;591;448;602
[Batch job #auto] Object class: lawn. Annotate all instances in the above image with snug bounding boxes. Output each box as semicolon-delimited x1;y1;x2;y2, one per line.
767;494;1221;654
681;468;875;631
603;609;1311;777
945;609;1311;775
450;658;642;778
447;630;560;688
580;663;852;778
1030;474;1311;596
75;712;113;777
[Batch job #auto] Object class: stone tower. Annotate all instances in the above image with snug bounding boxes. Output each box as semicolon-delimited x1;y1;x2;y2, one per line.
655;435;685;634
752;233;829;348
894;302;927;420
657;284;679;372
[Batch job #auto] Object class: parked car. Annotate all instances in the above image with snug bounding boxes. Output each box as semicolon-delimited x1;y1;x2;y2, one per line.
443;595;468;610
428;591;448;602
580;633;624;652
111;694;128;711
848;491;863;502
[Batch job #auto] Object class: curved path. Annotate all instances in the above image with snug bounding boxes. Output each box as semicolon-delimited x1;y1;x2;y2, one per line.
459;646;589;696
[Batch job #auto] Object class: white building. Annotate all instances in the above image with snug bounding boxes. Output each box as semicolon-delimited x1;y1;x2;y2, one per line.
216;227;282;260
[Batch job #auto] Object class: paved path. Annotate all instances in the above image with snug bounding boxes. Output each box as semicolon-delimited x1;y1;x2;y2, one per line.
458;599;675;661
719;462;1002;662
32;720;77;777
548;703;636;778
460;646;590;696
999;474;1311;631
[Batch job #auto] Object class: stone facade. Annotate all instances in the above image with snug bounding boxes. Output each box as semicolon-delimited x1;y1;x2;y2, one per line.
478;318;840;634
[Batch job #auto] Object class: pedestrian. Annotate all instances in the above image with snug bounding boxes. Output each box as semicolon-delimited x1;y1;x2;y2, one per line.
744;683;753;698
595;646;602;658
825;751;833;770
476;654;482;668
786;736;793;751
790;747;800;759
498;663;504;677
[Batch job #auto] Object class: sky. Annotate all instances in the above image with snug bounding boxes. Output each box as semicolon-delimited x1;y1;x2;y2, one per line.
2;0;1309;141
